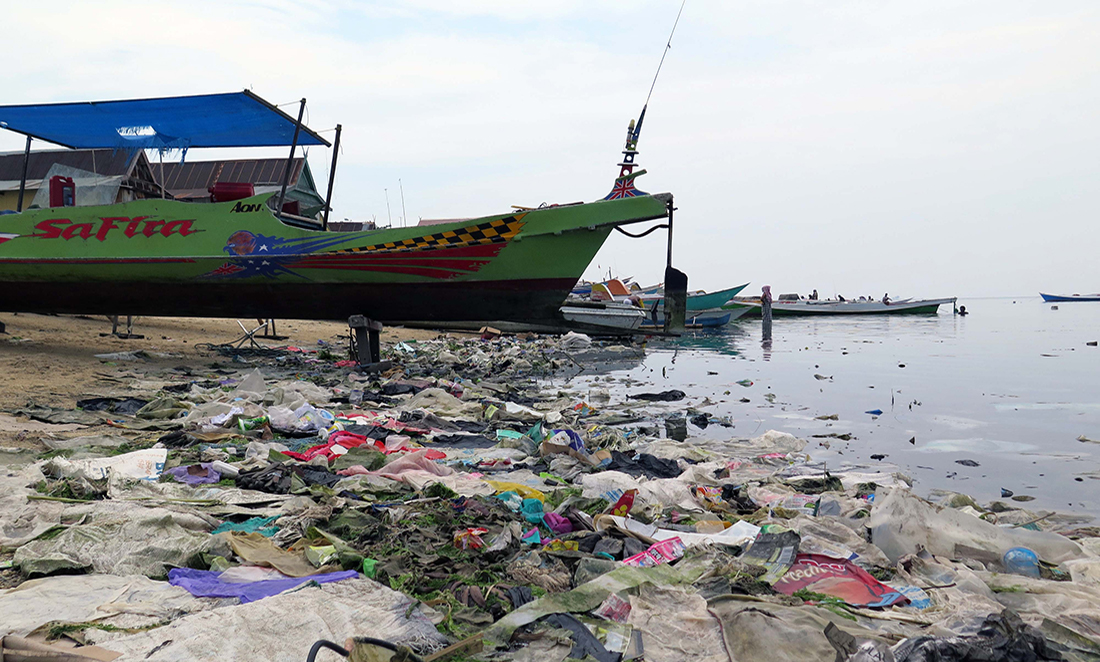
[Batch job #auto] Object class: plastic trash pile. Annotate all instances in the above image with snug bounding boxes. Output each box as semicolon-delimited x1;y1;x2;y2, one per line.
1;332;1099;662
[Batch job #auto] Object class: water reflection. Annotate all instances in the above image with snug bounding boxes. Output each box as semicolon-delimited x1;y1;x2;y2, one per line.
656;322;750;357
573;299;1100;516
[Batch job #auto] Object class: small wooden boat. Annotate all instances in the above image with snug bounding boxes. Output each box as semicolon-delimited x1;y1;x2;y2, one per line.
639;305;750;329
727;297;956;317
560;301;646;330
1040;293;1100;302
590;279;635;301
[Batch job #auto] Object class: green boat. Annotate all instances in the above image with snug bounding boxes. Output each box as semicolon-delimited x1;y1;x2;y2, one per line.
0;191;672;323
639;283;749;312
0;92;673;324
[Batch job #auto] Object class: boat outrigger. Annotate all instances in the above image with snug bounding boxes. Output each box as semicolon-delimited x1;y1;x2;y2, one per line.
0;92;676;326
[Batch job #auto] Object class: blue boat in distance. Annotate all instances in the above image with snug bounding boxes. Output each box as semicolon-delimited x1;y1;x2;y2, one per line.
1040;293;1100;302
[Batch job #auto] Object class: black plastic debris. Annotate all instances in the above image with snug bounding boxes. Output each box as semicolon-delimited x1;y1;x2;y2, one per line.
629;389;686;402
76;397;149;415
892;610;1064;662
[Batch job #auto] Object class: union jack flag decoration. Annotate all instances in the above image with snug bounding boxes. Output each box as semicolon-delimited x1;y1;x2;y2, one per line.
209;262;247;276
604;176;648;200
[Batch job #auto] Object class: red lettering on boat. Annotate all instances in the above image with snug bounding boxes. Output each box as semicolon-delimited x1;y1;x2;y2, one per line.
61;223;95;240
31;219;71;239
161;220;198;237
95;218;123;241
124;216;150;238
142;220;166;237
31;216;198;240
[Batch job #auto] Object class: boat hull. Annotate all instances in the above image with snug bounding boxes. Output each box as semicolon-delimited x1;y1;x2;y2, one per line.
642;283;749;314
727;298;956;317
3;277;577;323
560;303;645;330
640;305;748;329
1040;293;1100;302
0;193;671;323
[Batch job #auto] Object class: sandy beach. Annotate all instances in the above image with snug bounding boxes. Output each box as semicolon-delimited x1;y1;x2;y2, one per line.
0;313;439;450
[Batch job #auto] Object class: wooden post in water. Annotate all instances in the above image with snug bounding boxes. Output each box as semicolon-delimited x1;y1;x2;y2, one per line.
663;197;687;332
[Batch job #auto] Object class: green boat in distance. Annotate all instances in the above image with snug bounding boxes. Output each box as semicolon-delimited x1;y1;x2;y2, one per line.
0;192;672;323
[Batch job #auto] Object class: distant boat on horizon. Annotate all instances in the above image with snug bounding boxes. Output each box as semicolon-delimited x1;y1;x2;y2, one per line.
726;296;957;316
1040;293;1100;302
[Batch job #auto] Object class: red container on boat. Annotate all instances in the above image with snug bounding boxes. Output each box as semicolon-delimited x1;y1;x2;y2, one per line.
49;176;75;208
209;182;254;203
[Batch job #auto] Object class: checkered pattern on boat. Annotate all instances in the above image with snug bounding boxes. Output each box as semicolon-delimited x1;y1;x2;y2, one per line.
331;214;527;255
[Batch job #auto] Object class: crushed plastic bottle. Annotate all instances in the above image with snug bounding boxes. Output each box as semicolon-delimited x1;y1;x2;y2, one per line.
237;415;268;431
1003;547;1041;578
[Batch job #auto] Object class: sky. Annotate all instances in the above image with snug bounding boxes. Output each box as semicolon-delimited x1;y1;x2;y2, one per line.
1;0;1097;297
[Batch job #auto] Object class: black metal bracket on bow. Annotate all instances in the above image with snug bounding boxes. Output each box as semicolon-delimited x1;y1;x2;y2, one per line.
614;223;669;239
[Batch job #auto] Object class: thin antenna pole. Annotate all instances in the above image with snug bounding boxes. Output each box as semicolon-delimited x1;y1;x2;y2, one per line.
385;188;391;225
399;179;407;228
645;0;688;107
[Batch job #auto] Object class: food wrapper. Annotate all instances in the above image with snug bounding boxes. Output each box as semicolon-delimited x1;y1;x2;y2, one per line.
453;527;489;550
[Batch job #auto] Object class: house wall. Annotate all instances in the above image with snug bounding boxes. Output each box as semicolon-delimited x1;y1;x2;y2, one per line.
0;185;132;212
0;188;40;212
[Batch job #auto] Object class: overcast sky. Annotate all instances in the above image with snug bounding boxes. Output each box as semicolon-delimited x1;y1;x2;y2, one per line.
2;0;1097;297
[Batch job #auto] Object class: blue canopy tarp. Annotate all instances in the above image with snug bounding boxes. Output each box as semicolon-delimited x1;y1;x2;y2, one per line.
0;90;329;150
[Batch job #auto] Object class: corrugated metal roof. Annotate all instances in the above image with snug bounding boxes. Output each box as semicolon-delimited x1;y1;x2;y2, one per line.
0;148;137;181
160;158;304;197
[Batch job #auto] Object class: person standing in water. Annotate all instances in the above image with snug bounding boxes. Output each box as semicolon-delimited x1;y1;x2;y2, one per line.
762;285;773;342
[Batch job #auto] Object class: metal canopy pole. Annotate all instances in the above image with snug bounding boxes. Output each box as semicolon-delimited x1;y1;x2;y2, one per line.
322;124;342;230
16;135;31;212
276;98;306;216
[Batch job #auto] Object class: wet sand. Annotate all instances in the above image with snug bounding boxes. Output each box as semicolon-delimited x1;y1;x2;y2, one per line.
0;313;442;450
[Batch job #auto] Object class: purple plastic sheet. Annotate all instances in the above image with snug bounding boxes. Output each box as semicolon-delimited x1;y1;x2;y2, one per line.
166;463;221;485
543;512;573;534
168;568;359;603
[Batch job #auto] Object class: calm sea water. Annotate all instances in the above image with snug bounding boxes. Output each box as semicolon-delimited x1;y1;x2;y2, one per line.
573;297;1100;518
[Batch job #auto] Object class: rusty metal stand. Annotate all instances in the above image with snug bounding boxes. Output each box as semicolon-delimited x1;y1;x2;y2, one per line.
348;315;391;371
101;315;144;339
229;319;270;350
256;319;289;340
